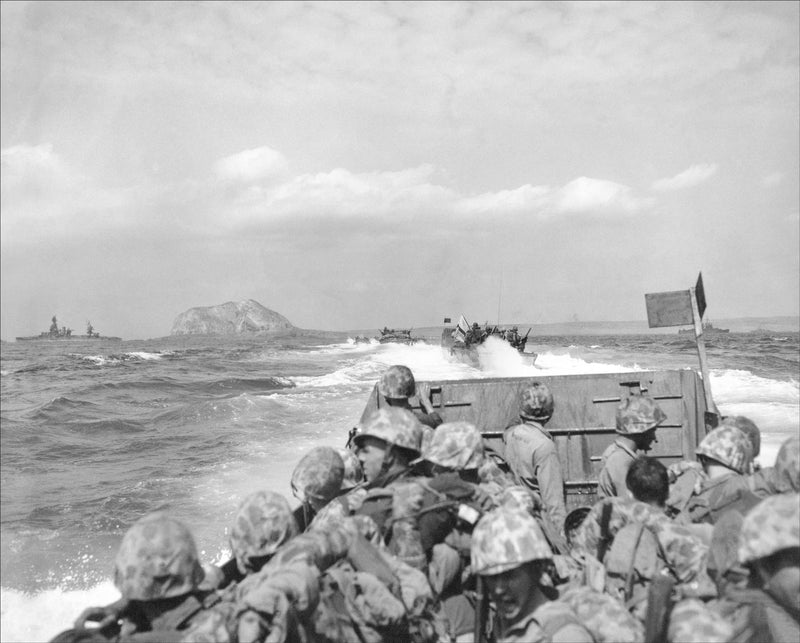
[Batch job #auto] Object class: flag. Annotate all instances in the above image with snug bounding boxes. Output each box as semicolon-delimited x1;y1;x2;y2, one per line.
452;314;470;342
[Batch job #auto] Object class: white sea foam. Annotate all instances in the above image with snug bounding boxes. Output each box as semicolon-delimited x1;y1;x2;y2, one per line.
124;351;164;360
1;582;120;643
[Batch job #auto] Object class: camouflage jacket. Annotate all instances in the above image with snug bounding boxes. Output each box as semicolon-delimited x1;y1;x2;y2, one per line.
710;586;800;643
683;472;761;524
497;600;593;643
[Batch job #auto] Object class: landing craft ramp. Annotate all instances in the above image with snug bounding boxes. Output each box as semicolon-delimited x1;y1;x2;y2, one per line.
358;369;709;511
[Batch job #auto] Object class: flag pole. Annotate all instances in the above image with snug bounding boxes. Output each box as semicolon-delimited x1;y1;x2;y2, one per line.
690;286;719;423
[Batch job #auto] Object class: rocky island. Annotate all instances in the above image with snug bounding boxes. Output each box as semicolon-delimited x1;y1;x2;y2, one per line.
171;299;295;335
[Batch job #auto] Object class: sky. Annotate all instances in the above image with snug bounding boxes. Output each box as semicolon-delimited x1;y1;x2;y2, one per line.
1;1;798;341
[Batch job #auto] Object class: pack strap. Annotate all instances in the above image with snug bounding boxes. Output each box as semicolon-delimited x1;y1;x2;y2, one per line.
597;500;614;562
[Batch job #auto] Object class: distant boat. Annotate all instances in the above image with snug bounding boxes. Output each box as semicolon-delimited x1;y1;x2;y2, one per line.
678;320;730;335
16;316;121;342
375;327;421;345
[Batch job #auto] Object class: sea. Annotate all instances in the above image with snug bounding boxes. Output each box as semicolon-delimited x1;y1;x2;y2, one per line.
1;319;798;642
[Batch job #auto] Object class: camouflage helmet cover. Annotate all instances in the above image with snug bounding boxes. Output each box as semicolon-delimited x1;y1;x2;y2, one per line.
230;491;299;574
352;407;423;456
739;493;800;564
337;448;364;490
422;421;484;470
378;365;416;400
291;446;345;504
519;382;554;421
498;485;540;514
723;416;761;458
615;395;667;435
775;435;800;493
113;512;204;601
471;508;553;576
696;425;753;474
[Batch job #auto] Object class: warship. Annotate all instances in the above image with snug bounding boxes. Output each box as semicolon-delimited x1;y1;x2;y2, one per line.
678;320;730;335
15;316;121;342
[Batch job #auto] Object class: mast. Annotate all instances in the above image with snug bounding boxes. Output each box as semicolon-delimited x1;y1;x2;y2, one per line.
496;266;503;326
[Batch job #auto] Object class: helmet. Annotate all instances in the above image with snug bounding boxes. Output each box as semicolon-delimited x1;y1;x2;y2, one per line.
498;486;540;514
519;383;554;422
378;365;415;400
696;425;753;474
470;508;553;576
291;447;345;504
230;491;298;574
337;448;364;490
739;493;800;564
113;512;204;601
722;416;760;458
615;395;667;435
422;421;484;470
775;435;799;492
352;407;423;457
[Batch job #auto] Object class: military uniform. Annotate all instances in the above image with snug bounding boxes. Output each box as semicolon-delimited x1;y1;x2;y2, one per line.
598;395;667;501
708;492;800;642
503;384;567;534
54;513;237;643
497;600;592;643
597;439;638;499
378;364;443;429
683;425;760;524
748;434;799;497
471;508;594;643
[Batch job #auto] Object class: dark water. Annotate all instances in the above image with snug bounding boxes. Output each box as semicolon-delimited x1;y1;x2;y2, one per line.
1;325;798;641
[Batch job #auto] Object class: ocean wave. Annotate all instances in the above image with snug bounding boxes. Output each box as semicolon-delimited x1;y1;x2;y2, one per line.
27;396;99;420
712;368;800;405
195;376;295;394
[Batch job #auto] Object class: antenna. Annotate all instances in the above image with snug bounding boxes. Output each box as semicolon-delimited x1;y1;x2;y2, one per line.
496;266;503;326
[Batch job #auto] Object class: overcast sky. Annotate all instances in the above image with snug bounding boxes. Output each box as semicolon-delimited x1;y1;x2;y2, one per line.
2;1;798;340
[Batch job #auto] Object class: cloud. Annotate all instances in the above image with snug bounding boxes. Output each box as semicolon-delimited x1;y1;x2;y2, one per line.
651;163;718;191
1;143;72;193
762;172;784;188
212;146;289;183
1;143;130;244
209;150;654;228
552;177;654;215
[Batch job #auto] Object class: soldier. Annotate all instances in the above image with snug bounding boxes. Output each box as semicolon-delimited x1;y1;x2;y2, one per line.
312;407;424;554
470;507;593;642
711;493;800;642
598;394;666;500
308;408;422;537
53;512;235;642
378;364;443;429
503;382;567;536
626;455;670;510
352;406;423;489
417;420;485;482
290;446;345;531
336;447;365;491
201;490;300;592
724;415;761;471
230;491;299;578
684;424;761;524
749;433;799;497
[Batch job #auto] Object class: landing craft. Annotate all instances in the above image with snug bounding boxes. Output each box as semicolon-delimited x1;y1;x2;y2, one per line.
441;315;537;366
375;327;422;345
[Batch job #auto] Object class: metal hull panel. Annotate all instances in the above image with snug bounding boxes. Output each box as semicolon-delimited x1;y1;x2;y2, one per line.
357;369;708;511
